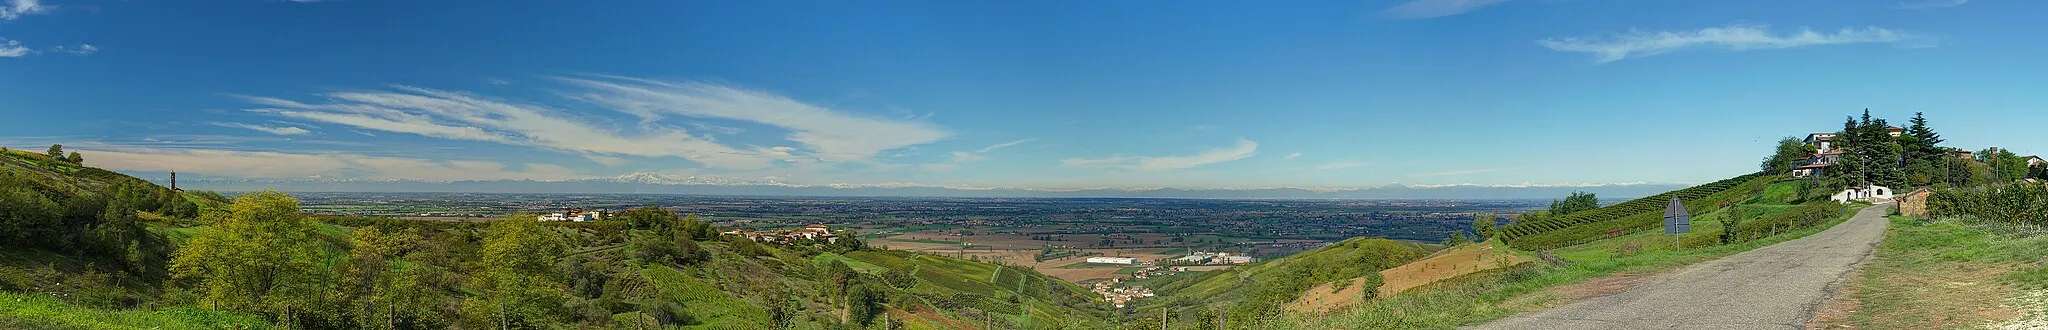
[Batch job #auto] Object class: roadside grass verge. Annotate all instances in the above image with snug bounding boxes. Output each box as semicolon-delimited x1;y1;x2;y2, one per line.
1816;215;2048;329
0;291;271;330
1271;204;1861;329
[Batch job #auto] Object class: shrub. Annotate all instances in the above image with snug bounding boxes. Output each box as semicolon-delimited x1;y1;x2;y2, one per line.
1357;272;1385;301
1928;184;2048;231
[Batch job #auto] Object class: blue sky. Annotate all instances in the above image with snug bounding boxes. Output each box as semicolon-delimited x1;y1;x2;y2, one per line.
2;0;2043;190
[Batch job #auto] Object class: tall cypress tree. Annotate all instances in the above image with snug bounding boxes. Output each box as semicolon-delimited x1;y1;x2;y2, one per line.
1822;116;1864;190
1824;110;1907;190
1899;112;1946;186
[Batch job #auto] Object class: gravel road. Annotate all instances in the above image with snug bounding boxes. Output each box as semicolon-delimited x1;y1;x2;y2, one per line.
1471;204;1891;330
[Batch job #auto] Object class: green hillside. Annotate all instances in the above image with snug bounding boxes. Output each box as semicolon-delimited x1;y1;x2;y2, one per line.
1498;173;1775;250
0;146;1114;329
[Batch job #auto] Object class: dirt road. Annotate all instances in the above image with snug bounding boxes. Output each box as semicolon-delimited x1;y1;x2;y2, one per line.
1472;204;1891;330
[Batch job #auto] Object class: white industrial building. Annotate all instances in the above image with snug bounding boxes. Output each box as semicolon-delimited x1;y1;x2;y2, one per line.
1086;257;1139;265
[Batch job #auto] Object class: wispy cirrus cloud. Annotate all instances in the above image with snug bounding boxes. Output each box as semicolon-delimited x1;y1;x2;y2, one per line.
231;76;952;171
1539;24;1928;63
50;44;94;55
237;85;778;170
0;0;48;20
554;75;953;162
0;40;27;58
211;122;311;136
1283;152;1302;160
74;146;587;181
977;139;1032;153
1062;139;1259;171
919;139;1032;172
1895;0;1966;9
1375;0;1513;19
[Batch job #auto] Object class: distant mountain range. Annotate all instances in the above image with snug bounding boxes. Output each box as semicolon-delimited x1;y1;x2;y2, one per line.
159;172;1693;199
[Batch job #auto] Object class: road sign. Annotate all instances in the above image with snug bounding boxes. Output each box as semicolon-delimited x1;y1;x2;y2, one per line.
1663;195;1690;235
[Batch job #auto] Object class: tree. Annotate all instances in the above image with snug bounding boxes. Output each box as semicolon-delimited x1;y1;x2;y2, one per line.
617;206;678;231
1899;112;1947;186
0;171;64;249
46;144;62;159
169;191;331;323
1470;213;1497;242
66;151;82;164
1980;148;2028;182
1548;191;1598;216
340;227;429;328
1761;136;1812;173
1443;230;1470;246
1824;110;1906;189
462;214;569;328
767;288;796;329
827;230;866;253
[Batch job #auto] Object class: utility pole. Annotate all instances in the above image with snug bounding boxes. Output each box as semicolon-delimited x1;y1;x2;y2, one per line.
1161;309;1168;330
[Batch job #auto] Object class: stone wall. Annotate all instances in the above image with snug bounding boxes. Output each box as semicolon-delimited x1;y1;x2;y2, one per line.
1899;188;1932;217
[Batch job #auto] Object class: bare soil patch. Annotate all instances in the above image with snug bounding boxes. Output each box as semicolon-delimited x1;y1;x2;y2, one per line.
1285;243;1530;314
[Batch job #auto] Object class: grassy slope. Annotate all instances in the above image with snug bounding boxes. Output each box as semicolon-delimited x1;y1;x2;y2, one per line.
1270;179;1853;329
1816;215;2048;329
0;292;272;330
843;249;1108;328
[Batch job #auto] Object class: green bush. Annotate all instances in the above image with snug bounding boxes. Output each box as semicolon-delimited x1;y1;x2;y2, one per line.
1927;184;2048;230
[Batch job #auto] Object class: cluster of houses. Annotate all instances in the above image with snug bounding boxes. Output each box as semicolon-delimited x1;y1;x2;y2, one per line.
1169;251;1256;265
721;224;841;244
536;208;609;222
1088;278;1156;309
1790;128;2044;204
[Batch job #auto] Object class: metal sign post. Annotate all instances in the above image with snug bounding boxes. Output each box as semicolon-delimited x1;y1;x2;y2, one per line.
1663;195;1691;248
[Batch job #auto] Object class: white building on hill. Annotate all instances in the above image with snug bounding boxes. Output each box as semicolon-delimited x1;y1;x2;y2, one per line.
1831;185;1894;203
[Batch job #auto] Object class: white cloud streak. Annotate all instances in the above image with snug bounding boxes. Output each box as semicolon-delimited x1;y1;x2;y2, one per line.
0;0;47;20
1283;152;1302;160
917;140;1029;172
977;139;1032;153
50;44;94;55
76;147;587;181
555;76;952;162
0;40;27;57
209;122;309;135
1375;0;1512;19
237;85;779;170
1062;139;1259;171
1539;24;1926;63
1895;0;1966;9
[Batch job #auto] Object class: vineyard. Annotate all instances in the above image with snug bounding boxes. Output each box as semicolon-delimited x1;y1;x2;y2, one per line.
1927;183;2048;232
1499;172;1775;250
